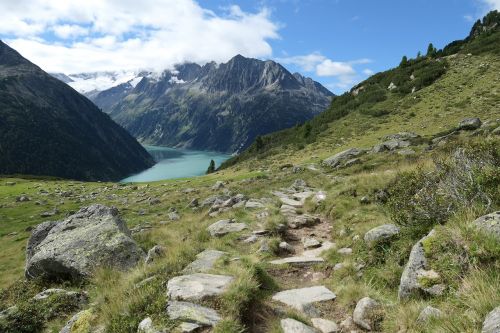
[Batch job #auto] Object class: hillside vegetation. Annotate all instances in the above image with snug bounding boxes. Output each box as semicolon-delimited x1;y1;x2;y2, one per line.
0;10;499;333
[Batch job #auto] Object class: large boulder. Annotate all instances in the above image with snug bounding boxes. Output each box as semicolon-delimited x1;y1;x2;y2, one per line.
352;297;381;331
323;148;366;168
26;204;145;280
473;212;500;239
398;230;441;300
207;219;247;237
364;224;400;247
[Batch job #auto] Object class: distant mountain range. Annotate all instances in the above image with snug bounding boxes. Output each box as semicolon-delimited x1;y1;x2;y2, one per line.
0;41;154;181
54;55;333;153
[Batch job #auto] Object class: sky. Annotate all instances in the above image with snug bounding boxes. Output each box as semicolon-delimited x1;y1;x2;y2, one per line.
0;0;498;94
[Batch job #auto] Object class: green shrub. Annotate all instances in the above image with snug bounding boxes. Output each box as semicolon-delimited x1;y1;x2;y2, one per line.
387;140;499;231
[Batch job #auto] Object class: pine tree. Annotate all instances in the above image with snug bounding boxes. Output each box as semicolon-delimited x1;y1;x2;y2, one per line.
400;55;408;67
206;159;215;174
255;136;264;150
426;43;437;57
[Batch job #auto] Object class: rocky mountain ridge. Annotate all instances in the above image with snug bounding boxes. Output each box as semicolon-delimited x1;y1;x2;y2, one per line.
0;41;154;181
85;55;333;153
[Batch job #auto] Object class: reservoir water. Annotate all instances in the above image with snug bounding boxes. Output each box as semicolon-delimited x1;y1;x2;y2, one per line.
121;146;231;183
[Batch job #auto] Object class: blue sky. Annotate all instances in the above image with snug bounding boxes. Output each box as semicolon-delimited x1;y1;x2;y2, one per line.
0;0;497;93
204;0;496;92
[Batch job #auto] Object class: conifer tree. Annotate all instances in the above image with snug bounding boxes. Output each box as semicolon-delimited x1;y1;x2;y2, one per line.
206;159;215;174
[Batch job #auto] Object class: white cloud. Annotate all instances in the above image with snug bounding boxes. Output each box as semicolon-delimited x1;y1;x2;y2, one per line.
52;24;89;39
483;0;500;10
0;0;279;73
277;52;373;92
316;59;354;77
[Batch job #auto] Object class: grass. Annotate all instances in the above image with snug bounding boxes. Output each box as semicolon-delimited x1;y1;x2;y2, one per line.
0;45;499;333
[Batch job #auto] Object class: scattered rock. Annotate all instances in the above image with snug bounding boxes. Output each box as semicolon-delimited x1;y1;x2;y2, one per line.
311;318;339;333
416;305;442;324
279;241;295;253
145;245;166;264
167;273;233;301
270;256;324;266
458;117;482;131
245;199;265;209
388;82;397;90
211;181;225;190
40;208;58;217
323;148;367;169
168;212;180;221
374;189;389;203
364;224;400;247
272;286;336;316
337;248;352;255
26;205;145;280
183;250;226;273
353;297;381;331
383;132;420;141
473;211;500;239
313;191;327;203
359;196;370;204
137;317;155;333
207;219;247;237
482;306;500;333
16;195;30;202
303;237;322;249
166;301;221;327
281;318;318;333
243;235;259;243
398;148;416;155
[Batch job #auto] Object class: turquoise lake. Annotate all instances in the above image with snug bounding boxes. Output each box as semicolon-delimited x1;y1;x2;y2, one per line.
121;146;231;183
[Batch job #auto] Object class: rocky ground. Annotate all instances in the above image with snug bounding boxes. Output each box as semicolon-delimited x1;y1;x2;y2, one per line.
0;117;499;333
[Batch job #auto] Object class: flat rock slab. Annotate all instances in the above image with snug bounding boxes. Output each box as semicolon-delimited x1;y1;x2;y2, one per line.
273;286;336;314
303;241;334;257
311;318;339;333
167;301;221;327
269;256;324;266
280;197;304;208
281;318;318;333
167;273;233;301
207;219;247;237
183;249;226;273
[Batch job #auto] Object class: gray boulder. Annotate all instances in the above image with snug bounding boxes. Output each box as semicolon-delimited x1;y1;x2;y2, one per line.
25;204;145;280
398;230;436;300
364;224;400;247
482;306;500;333
167;273;233;301
182;249;226;273
353;297;381;331
458;117;482;130
323;148;366;168
59;309;92;333
473;212;500;239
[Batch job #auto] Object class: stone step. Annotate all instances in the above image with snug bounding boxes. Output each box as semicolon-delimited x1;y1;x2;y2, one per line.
167;273;233;301
272;286;336;316
166;301;221;327
182;249;226;274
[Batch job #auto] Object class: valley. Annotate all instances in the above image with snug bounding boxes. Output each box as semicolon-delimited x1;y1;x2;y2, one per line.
0;7;499;333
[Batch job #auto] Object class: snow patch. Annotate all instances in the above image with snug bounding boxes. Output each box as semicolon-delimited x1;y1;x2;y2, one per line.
169;76;185;84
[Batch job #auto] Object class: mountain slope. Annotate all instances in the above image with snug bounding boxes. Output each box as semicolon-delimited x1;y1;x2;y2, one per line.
90;55;333;153
222;10;500;168
0;41;154;181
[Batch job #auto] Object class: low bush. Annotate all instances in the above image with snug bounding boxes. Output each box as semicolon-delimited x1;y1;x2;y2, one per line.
386;139;499;232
